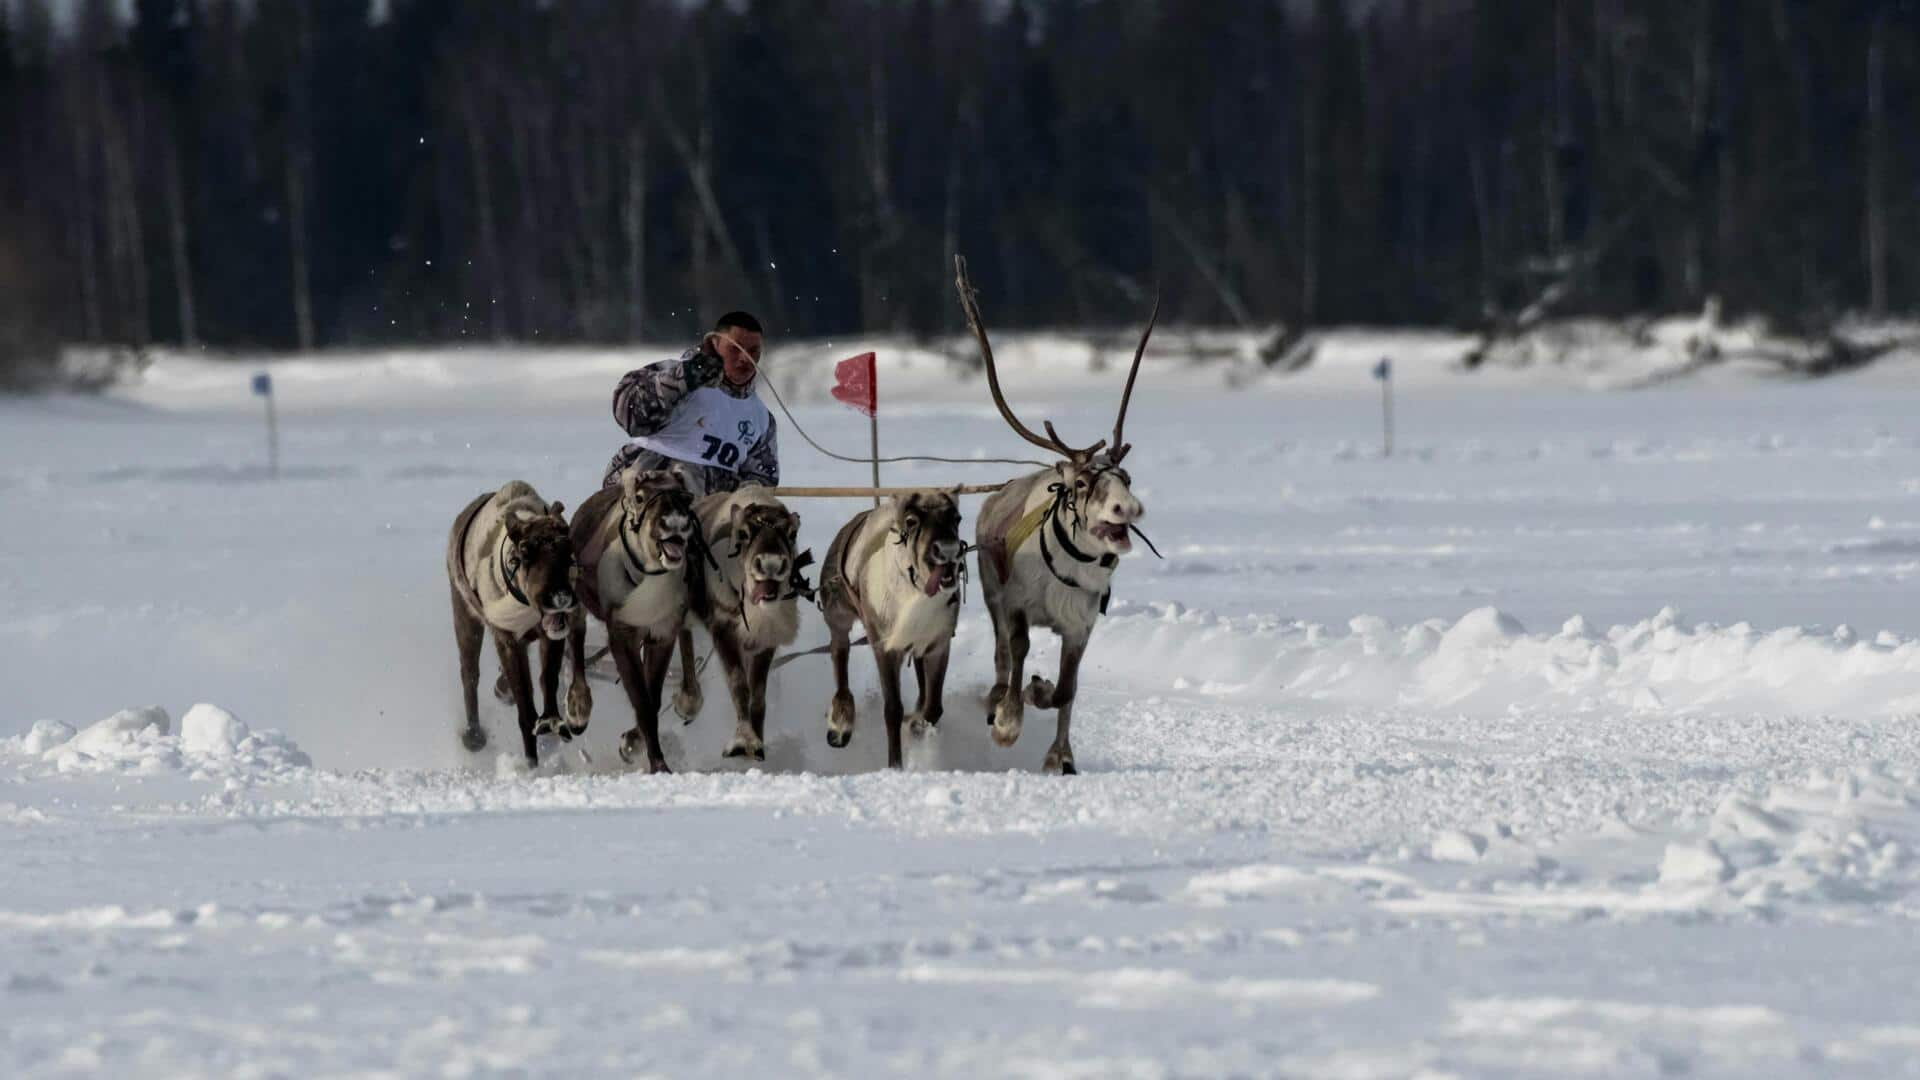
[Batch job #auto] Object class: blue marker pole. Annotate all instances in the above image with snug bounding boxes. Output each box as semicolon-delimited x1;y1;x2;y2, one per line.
1372;357;1393;458
251;371;278;479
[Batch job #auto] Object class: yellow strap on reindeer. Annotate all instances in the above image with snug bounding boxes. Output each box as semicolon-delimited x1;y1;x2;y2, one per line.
1004;500;1053;556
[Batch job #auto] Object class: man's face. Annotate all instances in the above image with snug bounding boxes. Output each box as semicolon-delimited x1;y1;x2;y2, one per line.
715;327;763;386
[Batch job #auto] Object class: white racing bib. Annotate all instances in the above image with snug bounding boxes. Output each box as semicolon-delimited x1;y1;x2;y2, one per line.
629;386;771;474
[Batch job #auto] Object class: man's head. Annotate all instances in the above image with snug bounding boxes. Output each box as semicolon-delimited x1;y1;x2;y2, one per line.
710;311;764;387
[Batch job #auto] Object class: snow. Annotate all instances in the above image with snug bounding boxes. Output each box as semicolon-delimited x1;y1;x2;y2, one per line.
8;334;1920;1075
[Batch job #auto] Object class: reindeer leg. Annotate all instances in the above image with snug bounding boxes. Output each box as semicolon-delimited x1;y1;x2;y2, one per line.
564;611;592;734
1028;638;1086;775
825;617;857;749
608;626;656;770
633;638;675;774
911;658;928;728
746;648;773;763
913;641;952;734
450;584;487;753
673;626;704;722
494;631;540;766
713;628;759;760
984;579;1011;722
990;611;1030;748
909;649;949;736
875;646;906;769
535;634;565;736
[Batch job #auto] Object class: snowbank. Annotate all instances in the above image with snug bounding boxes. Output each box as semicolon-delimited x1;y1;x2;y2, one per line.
100;314;1920;416
1101;602;1920;719
1654;766;1919;914
4;704;310;781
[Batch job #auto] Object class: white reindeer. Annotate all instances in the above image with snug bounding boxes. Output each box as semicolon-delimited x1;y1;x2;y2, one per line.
958;256;1157;775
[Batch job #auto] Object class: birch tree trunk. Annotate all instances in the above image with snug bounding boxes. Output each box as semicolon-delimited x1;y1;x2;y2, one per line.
623;123;647;340
457;75;507;341
163;127;197;346
1866;4;1889;317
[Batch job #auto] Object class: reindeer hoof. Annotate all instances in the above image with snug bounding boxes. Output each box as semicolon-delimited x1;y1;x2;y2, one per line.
648;757;672;775
618;729;645;766
673;687;704;723
492;673;512;704
1045;747;1076;775
827;695;855;749
1025;676;1055;709
533;714;573;742
907;711;932;737
566;682;592;730
460;726;487;753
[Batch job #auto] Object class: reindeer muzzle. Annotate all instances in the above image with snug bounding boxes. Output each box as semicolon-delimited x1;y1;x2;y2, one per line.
657;533;689;566
748;578;783;604
923;560;959;597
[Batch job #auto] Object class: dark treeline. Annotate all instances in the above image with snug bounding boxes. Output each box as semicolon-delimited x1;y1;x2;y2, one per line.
0;0;1916;365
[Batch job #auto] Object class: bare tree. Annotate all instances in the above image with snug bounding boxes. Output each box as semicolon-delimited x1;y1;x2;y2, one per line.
283;0;315;351
1867;1;1890;317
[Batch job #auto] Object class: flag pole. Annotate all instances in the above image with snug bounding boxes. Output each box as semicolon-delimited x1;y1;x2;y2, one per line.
868;353;881;506
267;388;280;479
1375;356;1394;458
869;412;881;507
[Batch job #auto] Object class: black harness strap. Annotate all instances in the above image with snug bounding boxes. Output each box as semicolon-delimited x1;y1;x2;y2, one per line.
1036;477;1128;615
617;512;675;588
495;530;533;607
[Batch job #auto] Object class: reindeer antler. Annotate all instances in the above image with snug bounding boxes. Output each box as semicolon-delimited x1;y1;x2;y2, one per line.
1108;290;1160;465
954;255;1105;461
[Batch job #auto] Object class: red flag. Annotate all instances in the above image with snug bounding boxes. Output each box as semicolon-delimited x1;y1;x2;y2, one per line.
830;351;877;417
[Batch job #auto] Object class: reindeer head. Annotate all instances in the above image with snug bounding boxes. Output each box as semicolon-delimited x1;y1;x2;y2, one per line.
619;468;696;570
504;500;577;639
1051;457;1143;558
955;254;1154;559
727;501;802;605
890;490;966;597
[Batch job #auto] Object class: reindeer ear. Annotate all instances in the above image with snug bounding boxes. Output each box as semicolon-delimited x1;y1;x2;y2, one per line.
786;510;802;539
548;500;565;518
504;508;533;541
620;469;645;516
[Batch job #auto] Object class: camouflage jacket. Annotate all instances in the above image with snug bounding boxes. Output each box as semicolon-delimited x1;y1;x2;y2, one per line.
600;346;780;494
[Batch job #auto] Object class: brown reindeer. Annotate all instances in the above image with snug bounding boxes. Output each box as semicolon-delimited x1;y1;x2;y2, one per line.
958;255;1157;774
446;481;587;766
569;468;702;773
688;488;808;762
818;491;967;768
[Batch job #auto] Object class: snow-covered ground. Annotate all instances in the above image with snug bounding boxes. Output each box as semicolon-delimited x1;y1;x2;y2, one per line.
8;334;1920;1076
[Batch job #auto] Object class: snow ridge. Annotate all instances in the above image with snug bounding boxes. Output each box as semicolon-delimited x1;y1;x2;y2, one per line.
1098;602;1920;719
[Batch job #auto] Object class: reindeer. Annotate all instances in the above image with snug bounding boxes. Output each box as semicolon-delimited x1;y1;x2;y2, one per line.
446;481;588;766
688;488;809;762
818;491;967;768
568;468;704;773
957;255;1156;775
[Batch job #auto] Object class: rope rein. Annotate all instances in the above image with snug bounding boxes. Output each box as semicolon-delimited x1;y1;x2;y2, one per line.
705;333;1051;472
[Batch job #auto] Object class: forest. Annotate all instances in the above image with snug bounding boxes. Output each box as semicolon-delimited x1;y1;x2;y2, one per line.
0;0;1913;376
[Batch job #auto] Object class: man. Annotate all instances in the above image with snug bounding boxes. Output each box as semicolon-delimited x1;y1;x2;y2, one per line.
602;311;778;495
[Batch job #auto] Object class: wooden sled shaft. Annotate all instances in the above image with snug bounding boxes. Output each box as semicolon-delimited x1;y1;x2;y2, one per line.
762;484;1006;498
